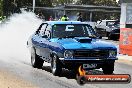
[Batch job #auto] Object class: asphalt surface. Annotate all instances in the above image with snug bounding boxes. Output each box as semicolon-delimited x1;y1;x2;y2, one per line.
0;38;131;88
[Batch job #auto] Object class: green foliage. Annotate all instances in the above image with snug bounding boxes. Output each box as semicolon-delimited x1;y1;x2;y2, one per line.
36;0;52;7
2;0;53;17
77;0;118;6
52;0;74;5
16;0;52;7
0;0;2;16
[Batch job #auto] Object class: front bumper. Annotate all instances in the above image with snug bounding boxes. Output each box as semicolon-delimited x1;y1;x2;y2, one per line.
59;57;117;64
59;57;117;70
59;57;118;61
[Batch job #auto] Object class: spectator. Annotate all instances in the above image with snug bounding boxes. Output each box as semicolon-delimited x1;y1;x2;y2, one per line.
37;12;45;21
77;13;83;22
61;14;69;21
49;16;54;21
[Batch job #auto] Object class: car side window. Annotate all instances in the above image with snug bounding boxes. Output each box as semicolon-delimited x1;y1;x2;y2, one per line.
86;26;93;36
44;25;52;38
39;24;47;36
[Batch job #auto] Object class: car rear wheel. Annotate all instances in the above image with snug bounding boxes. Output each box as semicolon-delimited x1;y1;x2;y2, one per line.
51;55;62;76
31;48;44;69
102;63;114;74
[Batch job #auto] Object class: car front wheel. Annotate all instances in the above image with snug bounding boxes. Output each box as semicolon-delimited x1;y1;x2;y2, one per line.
51;55;62;76
31;48;44;69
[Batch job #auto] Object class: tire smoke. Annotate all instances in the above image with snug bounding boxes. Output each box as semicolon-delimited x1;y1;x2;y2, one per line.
0;11;42;63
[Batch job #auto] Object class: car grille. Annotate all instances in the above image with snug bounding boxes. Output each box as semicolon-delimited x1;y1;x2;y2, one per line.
74;50;109;59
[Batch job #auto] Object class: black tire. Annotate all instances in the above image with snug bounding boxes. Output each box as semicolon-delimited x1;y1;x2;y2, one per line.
102;63;114;74
77;76;87;85
51;55;62;76
71;69;78;79
31;48;44;69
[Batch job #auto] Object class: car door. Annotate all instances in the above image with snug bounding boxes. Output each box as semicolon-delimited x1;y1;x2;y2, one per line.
32;23;48;56
39;24;52;62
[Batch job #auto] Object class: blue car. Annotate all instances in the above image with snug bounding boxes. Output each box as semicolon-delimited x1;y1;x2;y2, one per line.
27;21;118;76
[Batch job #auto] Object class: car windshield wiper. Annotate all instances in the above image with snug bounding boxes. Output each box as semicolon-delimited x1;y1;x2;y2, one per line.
64;36;80;38
88;35;97;38
58;36;79;39
58;35;97;39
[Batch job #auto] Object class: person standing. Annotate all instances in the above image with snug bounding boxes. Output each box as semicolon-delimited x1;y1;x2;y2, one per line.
77;13;83;22
49;16;54;21
36;12;45;21
61;15;69;21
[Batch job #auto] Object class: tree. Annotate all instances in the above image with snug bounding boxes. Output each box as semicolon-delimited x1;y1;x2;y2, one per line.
35;0;52;7
77;0;118;6
52;0;74;6
0;0;2;16
1;0;54;17
3;0;11;16
15;0;52;7
77;0;94;5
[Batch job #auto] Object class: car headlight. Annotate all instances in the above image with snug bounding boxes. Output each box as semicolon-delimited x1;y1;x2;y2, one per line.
64;50;73;58
109;50;117;57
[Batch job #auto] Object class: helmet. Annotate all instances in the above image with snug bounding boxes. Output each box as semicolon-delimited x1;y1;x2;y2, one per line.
64;15;67;17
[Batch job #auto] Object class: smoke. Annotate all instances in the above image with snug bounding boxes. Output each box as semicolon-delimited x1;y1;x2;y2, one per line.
69;15;77;21
0;11;42;63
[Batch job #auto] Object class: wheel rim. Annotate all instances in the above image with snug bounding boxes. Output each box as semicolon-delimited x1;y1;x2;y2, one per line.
31;50;35;65
52;56;56;73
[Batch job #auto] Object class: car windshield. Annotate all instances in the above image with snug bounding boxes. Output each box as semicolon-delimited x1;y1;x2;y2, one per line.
107;21;120;28
52;24;96;38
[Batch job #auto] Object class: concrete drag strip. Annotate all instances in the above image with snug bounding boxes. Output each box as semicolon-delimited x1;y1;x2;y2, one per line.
0;69;38;88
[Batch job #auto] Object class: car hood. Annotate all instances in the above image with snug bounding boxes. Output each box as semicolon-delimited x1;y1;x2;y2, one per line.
50;37;116;50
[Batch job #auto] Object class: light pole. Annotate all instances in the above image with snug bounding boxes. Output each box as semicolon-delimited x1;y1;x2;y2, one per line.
33;0;35;12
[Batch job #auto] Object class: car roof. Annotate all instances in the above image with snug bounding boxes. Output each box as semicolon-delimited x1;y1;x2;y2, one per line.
43;21;88;25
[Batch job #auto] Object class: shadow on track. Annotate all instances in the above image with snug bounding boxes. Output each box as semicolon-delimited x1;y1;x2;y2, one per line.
42;66;104;79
